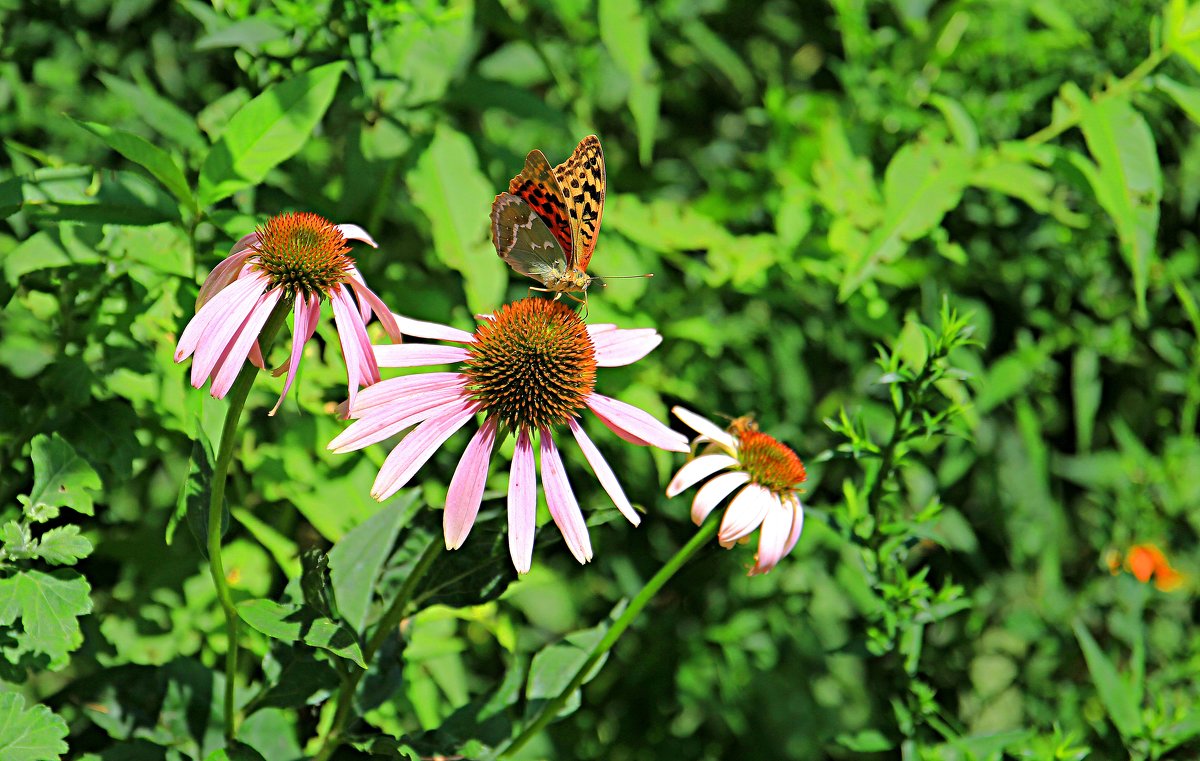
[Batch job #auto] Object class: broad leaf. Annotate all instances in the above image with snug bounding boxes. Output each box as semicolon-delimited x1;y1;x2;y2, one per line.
328;491;418;633
169;428;225;553
0;568;93;668
390;509;520;611
204;742;267;761
6;167;179;226
71;119;197;212
97;73;207;154
1073;620;1143;740
197;61;346;206
599;0;660;164
524;617;612;721
35;525;93;566
18;433;101;519
0;693;69;761
236;599;365;668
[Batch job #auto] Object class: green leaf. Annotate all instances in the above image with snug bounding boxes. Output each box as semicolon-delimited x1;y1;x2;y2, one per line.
35;525;93;566
524;618;610;720
0;568;93;667
1063;85;1161;318
71;118;197;212
599;0;660;164
406;125;505;313
197;61;346;207
396;510;520;610
839;140;971;300
204;742;267;761
1072;348;1101;452
299;548;337;621
1166;0;1200;72
236;599;366;668
18;433;101;519
0;693;69;761
234;508;301;579
6;166;180;226
2;230;103;284
97;72;207;155
195;18;287;51
1073;620;1143;740
169;428;225;553
328;492;417;633
1156;75;1200;125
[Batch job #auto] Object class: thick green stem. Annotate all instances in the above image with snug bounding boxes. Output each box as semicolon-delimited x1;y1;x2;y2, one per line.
207;298;290;742
498;518;720;759
313;535;444;761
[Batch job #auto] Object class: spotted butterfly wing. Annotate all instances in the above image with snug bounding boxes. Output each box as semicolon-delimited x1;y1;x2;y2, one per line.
507;149;575;260
491;192;571;286
552;135;605;272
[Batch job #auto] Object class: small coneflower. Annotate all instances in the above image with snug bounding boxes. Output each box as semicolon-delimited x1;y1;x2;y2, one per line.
175;212;403;414
328;297;689;572
666;408;806;575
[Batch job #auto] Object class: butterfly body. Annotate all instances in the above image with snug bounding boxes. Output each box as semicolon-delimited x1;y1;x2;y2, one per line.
491;136;605;299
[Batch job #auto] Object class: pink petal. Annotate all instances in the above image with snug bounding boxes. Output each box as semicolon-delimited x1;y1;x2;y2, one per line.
374;344;471;367
591;328;662;367
444;417;498;550
347;272;402;342
692;471;750;525
750;496;793;576
392;313;476;344
196;247;257;309
781;495;805;556
176;271;265;365
336;223;378;248
672;406;737;453
717;484;772;548
586;324;620;337
331;285;381;411
540;429;592;564
329;390;470;453
508;428;537;574
568;418;639;526
248;341;265;369
586;393;690;453
666;454;738;498
349;372;468;417
269;295;315;416
371;402;478;500
210;289;284;398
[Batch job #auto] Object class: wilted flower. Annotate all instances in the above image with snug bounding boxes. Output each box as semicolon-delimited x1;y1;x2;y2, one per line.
175;212;401;414
667;408;806;575
328;298;689;572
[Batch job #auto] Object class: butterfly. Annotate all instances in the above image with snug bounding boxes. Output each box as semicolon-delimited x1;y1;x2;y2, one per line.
490;135;605;301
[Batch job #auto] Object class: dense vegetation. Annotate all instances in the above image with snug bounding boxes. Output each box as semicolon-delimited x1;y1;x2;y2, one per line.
3;0;1199;758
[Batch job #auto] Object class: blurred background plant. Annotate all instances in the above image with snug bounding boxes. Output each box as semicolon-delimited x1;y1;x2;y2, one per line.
3;0;1200;758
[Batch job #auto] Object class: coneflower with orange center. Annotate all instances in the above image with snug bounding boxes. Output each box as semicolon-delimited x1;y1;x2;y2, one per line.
666;408;807;575
175;212;419;414
328;298;689;573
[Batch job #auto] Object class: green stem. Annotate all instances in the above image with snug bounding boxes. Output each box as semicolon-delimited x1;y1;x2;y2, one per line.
1024;46;1169;146
313;535;444;761
207;298;290;742
497;518;720;759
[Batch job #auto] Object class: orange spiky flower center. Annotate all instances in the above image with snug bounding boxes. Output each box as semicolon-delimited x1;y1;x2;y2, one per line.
464;298;597;432
733;422;807;494
252;212;353;299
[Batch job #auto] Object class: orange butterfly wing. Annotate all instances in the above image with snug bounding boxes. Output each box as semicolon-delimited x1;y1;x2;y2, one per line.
507;150;574;260
553;135;605;272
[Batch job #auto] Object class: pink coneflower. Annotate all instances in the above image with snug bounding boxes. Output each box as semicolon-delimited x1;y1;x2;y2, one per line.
328;298;689;572
666;408;807;575
175;212;402;414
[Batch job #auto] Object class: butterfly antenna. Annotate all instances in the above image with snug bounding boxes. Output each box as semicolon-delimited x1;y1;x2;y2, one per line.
594;273;654;286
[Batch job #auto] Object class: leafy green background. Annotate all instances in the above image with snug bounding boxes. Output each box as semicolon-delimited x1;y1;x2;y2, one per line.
3;0;1200;758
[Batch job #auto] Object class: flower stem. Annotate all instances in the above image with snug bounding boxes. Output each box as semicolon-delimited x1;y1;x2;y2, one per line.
207;298;290;742
497;518;720;759
312;535;444;761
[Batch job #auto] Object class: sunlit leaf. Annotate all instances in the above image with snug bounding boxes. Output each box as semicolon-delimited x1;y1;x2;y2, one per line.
1073;620;1143;740
328;491;418;634
0;568;92;668
236;599;365;668
0;693;69;761
599;0;660;164
18;433;101;519
71;119;197;213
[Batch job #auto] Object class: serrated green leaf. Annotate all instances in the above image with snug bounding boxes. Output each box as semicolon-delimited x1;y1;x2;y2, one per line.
71;118;197;213
328;492;417;634
0;568;93;667
406;125;505;313
35;525;93;566
0;693;69;761
236;599;365;668
197;61;346;206
19;433;101;518
1073;620;1143;740
1;522;33;559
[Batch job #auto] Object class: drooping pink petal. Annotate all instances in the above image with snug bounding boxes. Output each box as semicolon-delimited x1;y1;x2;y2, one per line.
374;344;471;367
336;223;378;248
331;285;381;411
666;454;739;498
444;417;498;550
349;372;468;417
586;393;690;452
781;495;805;556
567;418;639;525
585;324;619;337
508;428;537;574
329;390;470;453
210;289;284;398
248;341;265;369
539;429;593;564
692;471;750;525
717;484;772;548
591;328;662;367
176;271;266;364
371;402;479;500
671;406;737;453
269;295;314;416
346;270;402;342
750;497;793;576
391;313;476;344
196;246;257;309
190;274;272;387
